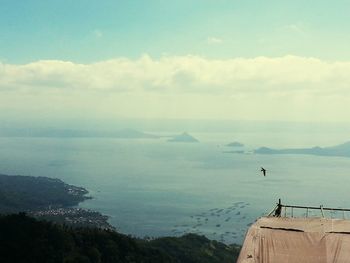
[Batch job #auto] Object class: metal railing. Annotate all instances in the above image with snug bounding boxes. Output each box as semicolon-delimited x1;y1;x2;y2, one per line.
268;199;350;219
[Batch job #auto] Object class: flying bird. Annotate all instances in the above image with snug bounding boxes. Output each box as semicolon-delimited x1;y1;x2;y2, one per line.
260;167;266;176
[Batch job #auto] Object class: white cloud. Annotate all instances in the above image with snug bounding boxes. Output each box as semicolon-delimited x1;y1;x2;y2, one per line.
1;55;350;121
1;55;349;95
207;37;223;45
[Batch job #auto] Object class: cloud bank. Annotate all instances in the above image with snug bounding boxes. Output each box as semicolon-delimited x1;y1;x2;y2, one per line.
1;55;349;121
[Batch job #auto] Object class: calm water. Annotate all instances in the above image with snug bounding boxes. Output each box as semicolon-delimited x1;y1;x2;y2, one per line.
1;131;350;244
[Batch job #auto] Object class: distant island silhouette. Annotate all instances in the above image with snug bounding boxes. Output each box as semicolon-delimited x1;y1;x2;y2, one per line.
226;142;244;147
168;132;199;143
254;141;350;157
0;127;159;139
111;128;159;139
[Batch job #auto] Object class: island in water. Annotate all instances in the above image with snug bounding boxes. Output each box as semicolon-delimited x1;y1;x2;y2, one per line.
254;141;350;158
168;132;199;143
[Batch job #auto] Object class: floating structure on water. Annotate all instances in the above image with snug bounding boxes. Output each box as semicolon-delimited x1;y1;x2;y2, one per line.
238;199;350;262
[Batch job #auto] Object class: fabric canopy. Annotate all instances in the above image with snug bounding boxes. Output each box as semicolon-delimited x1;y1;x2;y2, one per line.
237;217;350;263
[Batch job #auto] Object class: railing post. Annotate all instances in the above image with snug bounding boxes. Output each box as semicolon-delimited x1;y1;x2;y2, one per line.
268;204;278;216
320;205;325;218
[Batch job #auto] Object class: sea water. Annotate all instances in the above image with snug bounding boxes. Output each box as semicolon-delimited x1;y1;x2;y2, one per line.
1;130;350;244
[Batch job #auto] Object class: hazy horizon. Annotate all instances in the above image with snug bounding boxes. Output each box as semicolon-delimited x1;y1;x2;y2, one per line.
3;117;350;134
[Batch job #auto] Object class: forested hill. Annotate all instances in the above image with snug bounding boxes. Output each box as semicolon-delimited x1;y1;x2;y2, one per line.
0;213;241;263
0;174;89;213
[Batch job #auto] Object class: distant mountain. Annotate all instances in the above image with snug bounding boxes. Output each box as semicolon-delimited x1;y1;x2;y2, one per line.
168;132;199;143
226;142;244;147
110;128;159;139
255;141;350;157
0;128;159;139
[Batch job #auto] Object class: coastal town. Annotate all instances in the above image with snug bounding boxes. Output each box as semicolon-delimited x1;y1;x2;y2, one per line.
0;174;114;230
29;208;115;230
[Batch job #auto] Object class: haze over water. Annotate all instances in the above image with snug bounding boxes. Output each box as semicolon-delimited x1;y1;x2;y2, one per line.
1;121;350;244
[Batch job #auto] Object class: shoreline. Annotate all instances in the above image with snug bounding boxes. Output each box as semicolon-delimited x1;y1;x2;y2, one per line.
0;173;114;230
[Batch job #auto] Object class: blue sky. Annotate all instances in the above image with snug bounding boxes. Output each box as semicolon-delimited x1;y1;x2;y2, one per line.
1;1;350;122
1;0;350;63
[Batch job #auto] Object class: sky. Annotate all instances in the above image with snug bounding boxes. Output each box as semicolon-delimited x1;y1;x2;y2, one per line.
1;0;350;123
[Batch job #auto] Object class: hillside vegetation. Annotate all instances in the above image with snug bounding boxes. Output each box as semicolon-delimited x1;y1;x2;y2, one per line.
0;174;89;213
0;213;240;263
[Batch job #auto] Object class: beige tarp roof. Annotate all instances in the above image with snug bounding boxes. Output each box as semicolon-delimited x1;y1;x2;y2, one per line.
237;217;350;263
